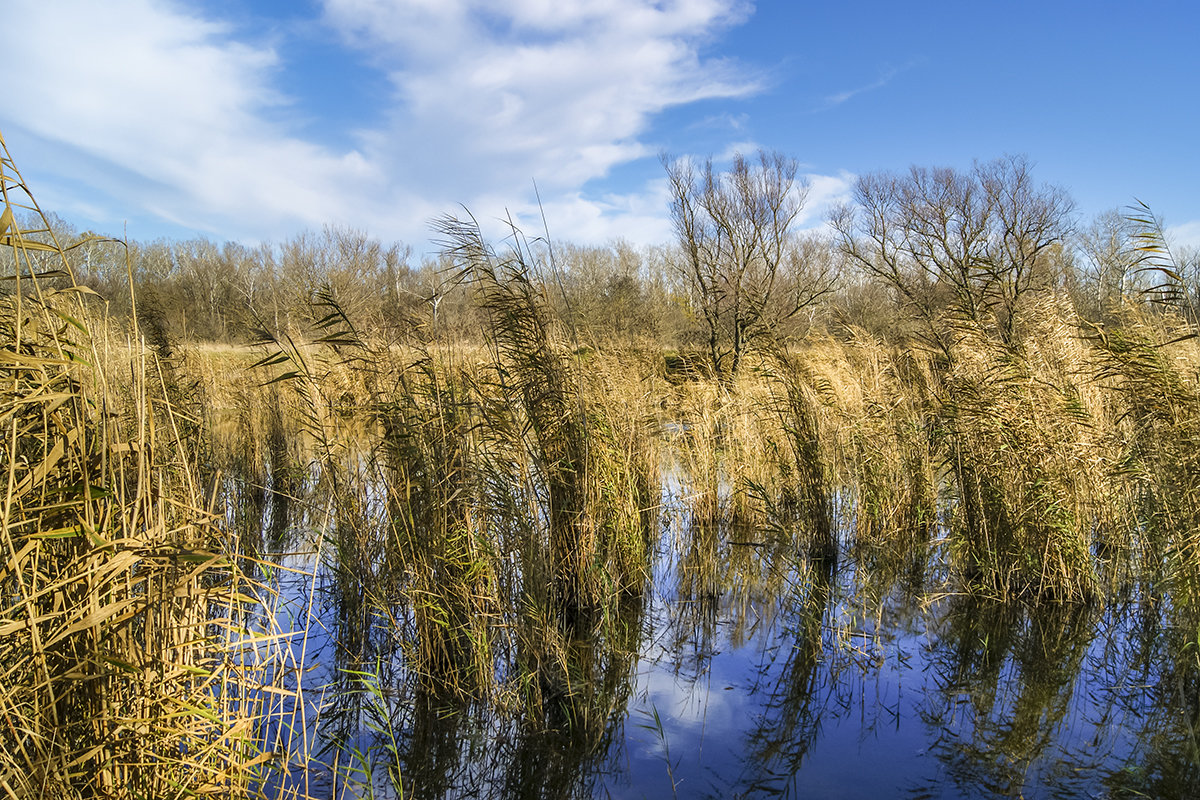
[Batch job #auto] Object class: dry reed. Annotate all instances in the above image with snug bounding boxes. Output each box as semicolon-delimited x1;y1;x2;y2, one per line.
0;130;296;799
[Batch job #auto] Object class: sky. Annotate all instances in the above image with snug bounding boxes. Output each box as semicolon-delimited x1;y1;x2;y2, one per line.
3;0;1198;255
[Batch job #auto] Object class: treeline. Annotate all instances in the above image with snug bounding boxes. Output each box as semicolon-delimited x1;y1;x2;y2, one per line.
11;155;1200;360
19;214;688;346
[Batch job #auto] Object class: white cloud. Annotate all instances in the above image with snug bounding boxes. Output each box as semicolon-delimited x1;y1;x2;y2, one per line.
713;140;764;163
325;0;761;201
3;0;381;241
799;170;856;229
1167;220;1200;251
0;0;771;250
505;179;678;246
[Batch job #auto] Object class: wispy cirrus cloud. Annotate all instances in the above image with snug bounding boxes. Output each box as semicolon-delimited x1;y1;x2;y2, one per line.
689;112;751;132
820;58;923;110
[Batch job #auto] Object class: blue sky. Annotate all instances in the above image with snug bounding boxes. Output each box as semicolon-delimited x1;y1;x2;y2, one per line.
3;0;1198;253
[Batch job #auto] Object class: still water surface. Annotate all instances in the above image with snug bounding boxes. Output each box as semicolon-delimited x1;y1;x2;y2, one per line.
242;479;1197;800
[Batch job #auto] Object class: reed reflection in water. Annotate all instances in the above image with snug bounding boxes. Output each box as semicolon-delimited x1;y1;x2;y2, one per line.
220;447;1200;799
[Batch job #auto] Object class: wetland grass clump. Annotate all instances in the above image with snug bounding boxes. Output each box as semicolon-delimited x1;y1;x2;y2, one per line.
577;351;662;597
760;349;835;559
672;379;728;525
669;369;796;534
249;247;659;712
251;300;400;667
818;333;937;552
939;312;1105;603
1090;313;1200;601
377;348;497;699
438;214;657;622
0;134;290;798
443;218;596;619
433;215;661;729
218;373;305;504
669;339;928;565
250;290;499;699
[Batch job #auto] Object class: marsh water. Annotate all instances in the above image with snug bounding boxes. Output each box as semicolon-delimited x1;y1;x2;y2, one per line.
233;471;1200;800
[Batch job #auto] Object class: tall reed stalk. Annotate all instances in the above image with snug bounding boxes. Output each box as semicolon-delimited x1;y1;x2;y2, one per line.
437;214;655;622
0;130;290;798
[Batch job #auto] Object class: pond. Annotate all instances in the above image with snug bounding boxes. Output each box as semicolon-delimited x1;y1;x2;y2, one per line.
235;474;1200;800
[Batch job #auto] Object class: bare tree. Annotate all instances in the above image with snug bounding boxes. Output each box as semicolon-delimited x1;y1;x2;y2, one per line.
832;155;1073;349
1076;209;1141;321
664;149;829;378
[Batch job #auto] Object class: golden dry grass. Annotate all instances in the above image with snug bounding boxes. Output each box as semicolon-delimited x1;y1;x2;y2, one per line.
1;131;303;799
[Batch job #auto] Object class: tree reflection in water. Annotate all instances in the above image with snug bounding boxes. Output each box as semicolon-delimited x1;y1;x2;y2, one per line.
240;467;1200;799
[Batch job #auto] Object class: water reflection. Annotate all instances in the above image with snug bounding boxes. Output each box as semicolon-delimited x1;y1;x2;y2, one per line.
224;457;1200;799
919;598;1097;797
731;554;838;798
1101;599;1200;800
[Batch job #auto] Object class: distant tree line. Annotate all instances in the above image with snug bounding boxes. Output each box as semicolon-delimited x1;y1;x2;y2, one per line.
6;152;1197;368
